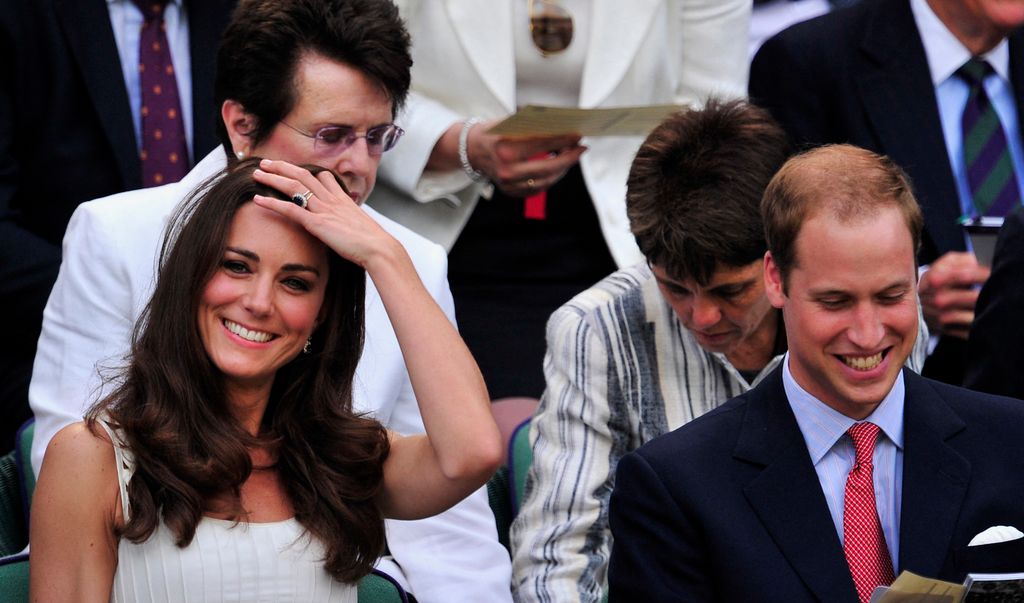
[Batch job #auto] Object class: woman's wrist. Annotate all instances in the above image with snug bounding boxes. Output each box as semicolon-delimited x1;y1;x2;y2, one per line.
361;235;413;281
458;118;488;182
425;122;463;172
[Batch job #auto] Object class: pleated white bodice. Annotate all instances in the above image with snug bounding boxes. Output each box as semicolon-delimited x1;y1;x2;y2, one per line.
99;421;357;603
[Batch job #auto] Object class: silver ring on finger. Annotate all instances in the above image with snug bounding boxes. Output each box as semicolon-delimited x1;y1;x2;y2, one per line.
291;190;313;209
526;178;536;189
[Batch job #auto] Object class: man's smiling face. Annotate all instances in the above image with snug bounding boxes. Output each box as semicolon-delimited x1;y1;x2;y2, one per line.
765;206;919;419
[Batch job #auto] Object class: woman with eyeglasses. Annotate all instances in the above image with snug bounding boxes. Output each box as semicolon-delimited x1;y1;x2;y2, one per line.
29;158;502;602
376;0;751;402
372;1;751;601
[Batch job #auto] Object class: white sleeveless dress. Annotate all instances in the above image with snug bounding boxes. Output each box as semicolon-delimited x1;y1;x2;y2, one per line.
98;421;358;603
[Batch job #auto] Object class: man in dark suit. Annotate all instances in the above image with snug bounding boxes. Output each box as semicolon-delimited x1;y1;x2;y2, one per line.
748;0;1024;385
0;0;233;448
964;208;1024;398
608;145;1024;602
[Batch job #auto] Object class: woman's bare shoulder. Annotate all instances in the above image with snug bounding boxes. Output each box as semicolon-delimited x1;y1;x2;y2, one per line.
38;421;119;489
31;422;122;602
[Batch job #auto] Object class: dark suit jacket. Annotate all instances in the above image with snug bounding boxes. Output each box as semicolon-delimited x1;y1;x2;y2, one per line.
608;368;1024;602
750;0;1024;265
748;0;1024;385
0;0;233;446
964;209;1024;398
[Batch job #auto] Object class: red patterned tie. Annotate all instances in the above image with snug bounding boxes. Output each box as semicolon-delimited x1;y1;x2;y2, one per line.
133;0;189;187
843;422;895;603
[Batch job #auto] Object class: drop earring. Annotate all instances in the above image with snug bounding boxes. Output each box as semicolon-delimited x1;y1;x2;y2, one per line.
303;337;312;354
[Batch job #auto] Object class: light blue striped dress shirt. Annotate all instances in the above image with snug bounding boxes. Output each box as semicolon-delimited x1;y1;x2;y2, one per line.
783;353;904;572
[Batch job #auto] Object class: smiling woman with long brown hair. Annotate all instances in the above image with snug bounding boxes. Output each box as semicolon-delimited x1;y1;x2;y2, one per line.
29;158;502;602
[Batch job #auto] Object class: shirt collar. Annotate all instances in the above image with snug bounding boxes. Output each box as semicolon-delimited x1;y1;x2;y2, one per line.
910;0;1010;85
782;352;906;465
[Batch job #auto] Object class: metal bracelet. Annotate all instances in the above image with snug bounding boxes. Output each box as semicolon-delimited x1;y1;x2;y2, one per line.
458;117;487;183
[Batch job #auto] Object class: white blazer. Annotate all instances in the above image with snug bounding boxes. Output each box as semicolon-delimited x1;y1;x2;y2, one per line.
373;0;751;268
28;149;513;603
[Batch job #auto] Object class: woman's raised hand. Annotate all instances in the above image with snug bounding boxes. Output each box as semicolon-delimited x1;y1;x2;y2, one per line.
252;159;500;520
252;159;403;270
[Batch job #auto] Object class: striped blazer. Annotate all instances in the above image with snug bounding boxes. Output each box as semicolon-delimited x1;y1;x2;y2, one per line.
509;263;783;603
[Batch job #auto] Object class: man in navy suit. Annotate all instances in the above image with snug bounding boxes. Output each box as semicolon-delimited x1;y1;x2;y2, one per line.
749;0;1024;385
609;145;1024;602
0;0;234;447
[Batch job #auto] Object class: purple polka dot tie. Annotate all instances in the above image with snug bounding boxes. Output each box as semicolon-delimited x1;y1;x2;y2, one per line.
132;0;188;187
843;422;895;603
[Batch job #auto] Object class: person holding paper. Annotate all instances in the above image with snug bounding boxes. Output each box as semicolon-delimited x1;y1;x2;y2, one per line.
372;0;750;398
964;209;1024;399
609;145;1024;602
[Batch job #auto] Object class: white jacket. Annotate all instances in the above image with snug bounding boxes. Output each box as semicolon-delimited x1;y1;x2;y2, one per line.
29;148;514;603
373;0;751;267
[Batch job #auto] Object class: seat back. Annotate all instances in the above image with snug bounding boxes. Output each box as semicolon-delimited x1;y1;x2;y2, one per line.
0;555;29;603
14;420;33;518
490;397;539;465
0;451;26;558
508;418;533;516
486;465;513;552
0;421;32;603
358;568;410;603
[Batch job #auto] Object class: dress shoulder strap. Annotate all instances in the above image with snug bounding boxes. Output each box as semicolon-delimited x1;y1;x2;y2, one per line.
96;418;136;521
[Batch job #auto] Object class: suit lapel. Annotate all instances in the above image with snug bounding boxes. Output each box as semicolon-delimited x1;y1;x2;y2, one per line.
579;0;660;107
855;0;964;257
898;371;970;577
54;0;140;189
738;371;860;603
445;0;516;112
185;0;234;160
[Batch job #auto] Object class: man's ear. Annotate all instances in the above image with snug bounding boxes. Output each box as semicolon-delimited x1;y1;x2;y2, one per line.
763;251;787;309
222;100;255;158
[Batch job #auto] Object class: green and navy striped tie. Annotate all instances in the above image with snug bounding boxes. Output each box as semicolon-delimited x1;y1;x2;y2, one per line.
958;57;1021;217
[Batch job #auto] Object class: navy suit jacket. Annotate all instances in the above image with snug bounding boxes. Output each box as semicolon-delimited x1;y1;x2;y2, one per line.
964;209;1024;398
0;0;233;444
608;368;1024;602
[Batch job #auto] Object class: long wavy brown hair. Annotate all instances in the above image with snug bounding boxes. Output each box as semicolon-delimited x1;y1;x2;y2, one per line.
87;158;390;582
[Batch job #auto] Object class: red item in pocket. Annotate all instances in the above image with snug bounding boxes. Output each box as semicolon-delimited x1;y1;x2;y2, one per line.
524;191;547;220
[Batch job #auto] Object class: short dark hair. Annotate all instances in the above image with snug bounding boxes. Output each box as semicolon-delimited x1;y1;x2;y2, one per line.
214;0;412;150
761;144;923;289
627;99;790;286
90;158;390;583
